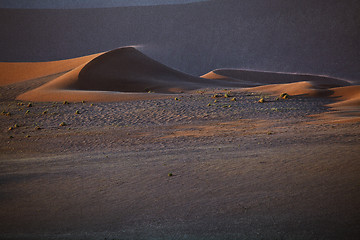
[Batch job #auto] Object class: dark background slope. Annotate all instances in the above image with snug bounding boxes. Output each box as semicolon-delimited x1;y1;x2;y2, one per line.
0;0;208;9
1;0;359;82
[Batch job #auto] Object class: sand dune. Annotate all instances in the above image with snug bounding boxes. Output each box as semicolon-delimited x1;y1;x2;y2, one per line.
16;47;240;102
0;53;101;86
16;47;360;115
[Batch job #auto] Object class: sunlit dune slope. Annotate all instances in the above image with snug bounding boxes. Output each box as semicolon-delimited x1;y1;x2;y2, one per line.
0;53;102;86
328;86;360;108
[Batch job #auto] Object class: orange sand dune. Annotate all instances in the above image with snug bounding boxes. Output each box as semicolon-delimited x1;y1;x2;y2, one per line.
242;82;360;108
242;81;360;122
17;47;240;102
0;53;102;86
202;69;351;88
240;81;328;97
328;86;360;108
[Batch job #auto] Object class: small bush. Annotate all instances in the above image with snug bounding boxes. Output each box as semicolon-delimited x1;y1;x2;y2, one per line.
212;94;223;98
59;122;67;127
280;93;290;99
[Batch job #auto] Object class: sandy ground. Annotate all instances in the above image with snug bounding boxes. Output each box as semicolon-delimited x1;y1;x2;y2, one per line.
1;77;360;239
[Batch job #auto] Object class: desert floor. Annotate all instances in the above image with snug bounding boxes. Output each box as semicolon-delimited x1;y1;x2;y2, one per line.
1;77;360;240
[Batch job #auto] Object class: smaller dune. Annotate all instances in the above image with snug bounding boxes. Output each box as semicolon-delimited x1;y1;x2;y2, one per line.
202;69;351;88
240;81;330;97
0;53;102;86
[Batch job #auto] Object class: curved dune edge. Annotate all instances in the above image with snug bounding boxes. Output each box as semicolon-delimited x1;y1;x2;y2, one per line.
16;47;243;102
0;52;102;86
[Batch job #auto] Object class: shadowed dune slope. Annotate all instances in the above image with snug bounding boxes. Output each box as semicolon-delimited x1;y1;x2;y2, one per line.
72;47;220;93
0;53;102;86
16;47;241;102
1;0;359;82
